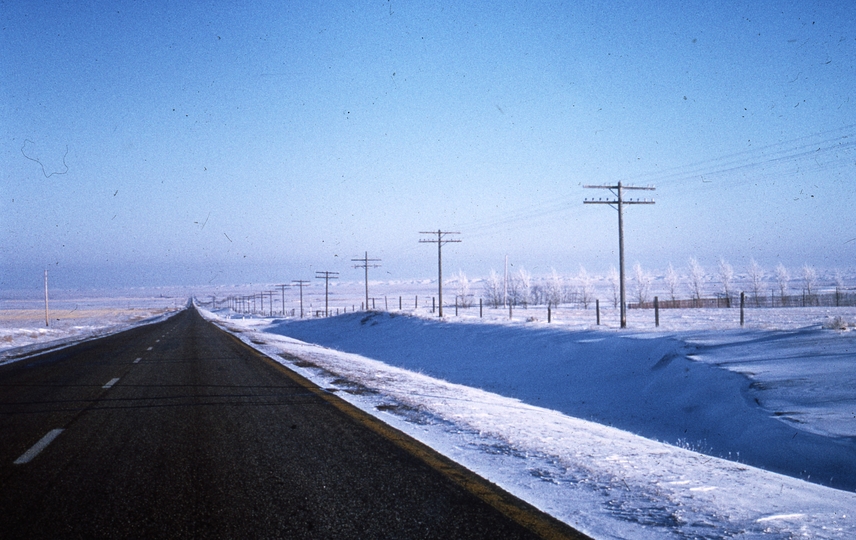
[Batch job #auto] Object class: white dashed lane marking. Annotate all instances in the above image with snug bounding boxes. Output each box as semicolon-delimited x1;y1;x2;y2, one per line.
14;429;64;465
133;358;142;364
103;378;120;389
146;347;153;351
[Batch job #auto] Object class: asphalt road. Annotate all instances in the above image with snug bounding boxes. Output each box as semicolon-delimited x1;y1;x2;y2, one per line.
0;307;586;539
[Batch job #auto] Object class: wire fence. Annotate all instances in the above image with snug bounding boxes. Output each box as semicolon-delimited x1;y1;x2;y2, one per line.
629;290;856;310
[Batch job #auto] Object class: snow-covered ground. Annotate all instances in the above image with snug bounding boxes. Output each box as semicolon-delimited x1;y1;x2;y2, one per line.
0;291;184;364
203;303;856;539
3;284;856;538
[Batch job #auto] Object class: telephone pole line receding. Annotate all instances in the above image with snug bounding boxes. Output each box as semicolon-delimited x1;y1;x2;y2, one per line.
292;280;310;318
419;230;461;318
584;181;655;328
352;252;381;311
315;271;339;317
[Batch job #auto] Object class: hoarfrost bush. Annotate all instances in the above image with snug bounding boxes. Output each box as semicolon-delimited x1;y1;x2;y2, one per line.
687;257;704;302
607;266;620;308
718;257;734;304
633;262;651;305
664;263;679;301
822;316;852;330
775;263;790;301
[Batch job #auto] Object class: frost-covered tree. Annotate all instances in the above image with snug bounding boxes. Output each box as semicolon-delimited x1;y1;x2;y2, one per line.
747;259;764;307
507;272;520;306
801;264;818;304
633;262;651;305
687;257;705;303
664;263;679;302
455;270;473;308
530;283;546;306
577;265;593;309
775;263;790;304
483;270;503;308
515;267;532;307
547;268;563;306
718;258;734;305
607;266;620;308
834;269;845;306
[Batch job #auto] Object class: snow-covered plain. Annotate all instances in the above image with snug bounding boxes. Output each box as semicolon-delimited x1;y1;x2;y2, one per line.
3;283;856;538
0;290;184;364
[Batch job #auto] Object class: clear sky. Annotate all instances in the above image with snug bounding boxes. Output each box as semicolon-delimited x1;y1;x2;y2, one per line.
2;1;855;289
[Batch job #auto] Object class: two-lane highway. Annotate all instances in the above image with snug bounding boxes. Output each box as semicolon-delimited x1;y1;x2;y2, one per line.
0;307;586;539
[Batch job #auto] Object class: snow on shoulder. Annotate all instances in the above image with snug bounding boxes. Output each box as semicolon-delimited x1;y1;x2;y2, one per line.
207;309;856;539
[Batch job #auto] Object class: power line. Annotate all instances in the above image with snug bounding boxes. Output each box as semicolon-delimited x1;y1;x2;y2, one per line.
265;290;275;317
352;252;381;311
275;284;290;316
450;126;855;242
291;280;310;318
584;182;655;329
314;271;339;317
419;230;461;317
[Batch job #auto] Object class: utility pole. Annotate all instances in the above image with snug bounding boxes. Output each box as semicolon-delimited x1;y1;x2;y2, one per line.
292;280;309;318
315;271;339;317
584;181;655;328
352;252;381;311
266;290;275;317
419;230;461;317
44;269;50;327
276;284;290;316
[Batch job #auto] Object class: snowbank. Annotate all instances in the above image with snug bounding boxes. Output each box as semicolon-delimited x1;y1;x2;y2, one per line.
207;308;856;539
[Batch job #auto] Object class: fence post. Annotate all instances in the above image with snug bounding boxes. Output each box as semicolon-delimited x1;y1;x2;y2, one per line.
399;296;402;310
479;298;483;318
654;296;659;327
432;297;435;314
385;296;388;311
455;298;458;317
740;292;745;327
548;302;552;323
415;295;418;309
596;299;600;326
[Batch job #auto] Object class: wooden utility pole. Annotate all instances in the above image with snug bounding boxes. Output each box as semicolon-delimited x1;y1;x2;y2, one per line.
315;271;339;317
276;284;290;316
44;270;50;327
584;181;655;328
419;230;461;317
352;252;381;312
292;280;310;318
266;290;275;317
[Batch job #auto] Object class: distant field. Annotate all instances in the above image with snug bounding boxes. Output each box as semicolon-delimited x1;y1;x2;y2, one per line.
0;308;165;322
0;295;181;353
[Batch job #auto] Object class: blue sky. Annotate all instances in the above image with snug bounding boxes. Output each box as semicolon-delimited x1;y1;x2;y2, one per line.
2;1;855;289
